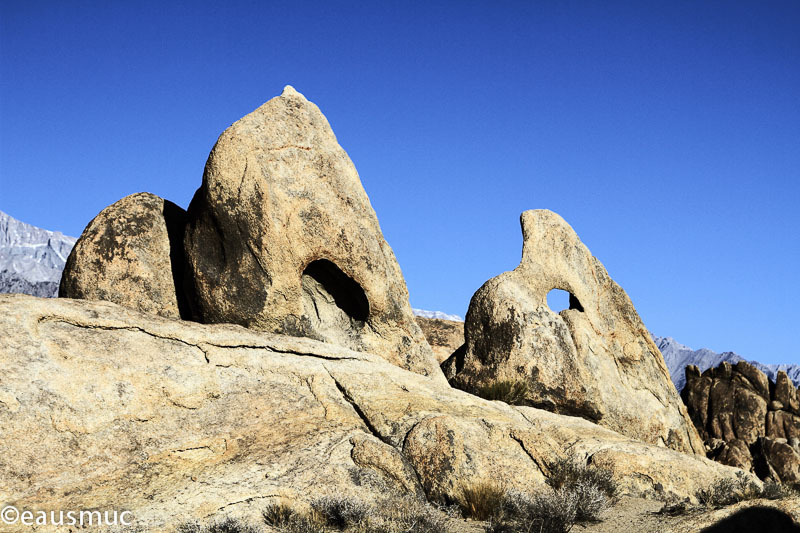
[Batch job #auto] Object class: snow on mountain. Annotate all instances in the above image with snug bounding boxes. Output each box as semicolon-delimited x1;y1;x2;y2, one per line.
0;210;76;297
412;308;464;322
655;335;800;391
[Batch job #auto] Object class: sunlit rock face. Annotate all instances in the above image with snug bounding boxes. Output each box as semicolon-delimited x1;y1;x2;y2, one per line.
683;362;800;484
183;86;441;380
59;192;190;319
0;294;752;531
444;209;705;456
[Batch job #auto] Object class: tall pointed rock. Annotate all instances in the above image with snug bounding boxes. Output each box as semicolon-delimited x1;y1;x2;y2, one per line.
184;86;442;380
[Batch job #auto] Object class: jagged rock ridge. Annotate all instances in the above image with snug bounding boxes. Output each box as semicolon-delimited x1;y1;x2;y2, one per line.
0;210;75;297
682;361;800;485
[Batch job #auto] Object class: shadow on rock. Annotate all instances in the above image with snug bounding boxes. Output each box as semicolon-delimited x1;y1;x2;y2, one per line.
701;506;800;532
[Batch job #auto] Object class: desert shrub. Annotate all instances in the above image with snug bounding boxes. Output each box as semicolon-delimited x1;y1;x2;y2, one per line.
761;479;795;500
545;456;616;520
567;479;610;521
696;477;737;507
734;471;762;500
697;472;799;508
457;481;507;521
310;495;371;529
262;503;325;533
262;503;298;529
695;472;762;508
475;380;529;405
260;494;447;533
483;487;579;533
529;488;580;533
177;516;262;533
485;456;617;532
367;495;449;533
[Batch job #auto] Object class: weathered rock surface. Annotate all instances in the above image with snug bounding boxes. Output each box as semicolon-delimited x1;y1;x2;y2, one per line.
683;362;800;484
415;316;464;363
0;294;751;531
59;192;189;319
444;209;704;455
183;86;439;380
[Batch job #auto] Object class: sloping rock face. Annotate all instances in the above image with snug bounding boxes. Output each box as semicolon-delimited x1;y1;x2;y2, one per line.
683;362;800;484
415;316;464;363
183;86;439;380
0;295;750;531
59;192;189;319
444;210;704;456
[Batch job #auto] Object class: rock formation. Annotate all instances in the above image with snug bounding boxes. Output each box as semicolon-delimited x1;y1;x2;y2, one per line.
183;86;440;380
415;316;465;363
657;335;800;392
0;294;754;531
683;362;800;484
59;192;190;319
444;209;705;455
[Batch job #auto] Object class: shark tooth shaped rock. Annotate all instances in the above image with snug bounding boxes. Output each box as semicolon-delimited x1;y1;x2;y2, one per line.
184;86;441;380
444;209;705;455
59;192;189;319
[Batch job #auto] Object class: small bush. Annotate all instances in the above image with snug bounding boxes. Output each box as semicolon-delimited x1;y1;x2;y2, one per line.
697;472;798;508
457;481;507;521
545;456;616;520
310;495;371;529
262;503;325;533
696;472;764;508
475;380;529;405
568;479;610;521
527;488;579;533
177;516;262;533
261;493;447;533
262;503;295;528
761;479;794;500
369;495;449;533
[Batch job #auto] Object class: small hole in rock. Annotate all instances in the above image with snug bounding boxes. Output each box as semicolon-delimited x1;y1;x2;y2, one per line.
547;289;584;313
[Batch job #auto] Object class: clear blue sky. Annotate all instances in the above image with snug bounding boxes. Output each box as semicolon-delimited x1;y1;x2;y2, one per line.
1;1;798;364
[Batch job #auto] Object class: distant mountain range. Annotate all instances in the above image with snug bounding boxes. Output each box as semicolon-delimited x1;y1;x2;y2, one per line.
0;210;76;297
412;308;463;322
3;210;796;391
655;335;800;391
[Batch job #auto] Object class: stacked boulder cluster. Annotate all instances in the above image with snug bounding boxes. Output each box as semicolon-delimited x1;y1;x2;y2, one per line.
683;361;800;484
61;85;702;456
13;85;784;529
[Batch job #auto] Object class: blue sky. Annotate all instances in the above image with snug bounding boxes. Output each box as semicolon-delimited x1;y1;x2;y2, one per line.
1;1;798;364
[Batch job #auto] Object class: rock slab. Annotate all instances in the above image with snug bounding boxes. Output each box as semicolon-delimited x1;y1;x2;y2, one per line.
183;86;440;380
444;210;705;455
0;294;750;531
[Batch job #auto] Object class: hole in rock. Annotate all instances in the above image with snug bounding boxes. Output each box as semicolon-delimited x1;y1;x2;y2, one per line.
546;289;584;313
302;259;369;323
